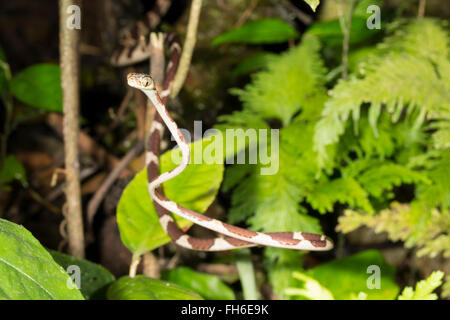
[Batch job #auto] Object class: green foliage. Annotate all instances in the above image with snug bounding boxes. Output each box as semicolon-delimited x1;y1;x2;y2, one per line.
106;275;203;300
264;248;305;300
338;203;450;259
212;19;299;46
314;19;450;167
235;249;259;300
0;219;84;300
231;35;327;126
306;177;373;214
162;267;235;300
398;271;444;300
9;63;63;112
49;250;115;300
306;250;399;300
0;155;26;190
116;138;224;256
285;271;334;300
307;17;380;46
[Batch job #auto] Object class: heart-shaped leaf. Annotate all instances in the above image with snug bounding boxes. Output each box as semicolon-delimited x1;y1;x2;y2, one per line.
0;218;84;300
117;138;224;256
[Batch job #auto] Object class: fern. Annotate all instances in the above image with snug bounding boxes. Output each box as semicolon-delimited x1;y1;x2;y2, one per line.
314;19;450;167
398;271;444;300
338;203;450;259
231;35;327;126
306;177;373;214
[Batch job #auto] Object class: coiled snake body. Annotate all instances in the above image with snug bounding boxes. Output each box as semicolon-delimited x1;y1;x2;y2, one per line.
127;73;334;251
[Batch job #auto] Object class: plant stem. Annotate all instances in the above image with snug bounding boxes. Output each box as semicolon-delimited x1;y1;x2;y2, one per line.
418;0;426;19
59;0;85;258
235;249;260;300
170;0;202;98
337;0;355;79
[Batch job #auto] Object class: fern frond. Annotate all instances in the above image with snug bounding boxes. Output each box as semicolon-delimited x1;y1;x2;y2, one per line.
314;19;450;167
232;35;327;126
305;177;373;214
398;271;444;300
338;202;450;259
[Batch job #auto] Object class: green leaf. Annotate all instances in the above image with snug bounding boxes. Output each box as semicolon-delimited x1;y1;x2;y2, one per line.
212;19;299;46
307;16;381;46
398;271;444;300
0;155;26;186
162;267;235;300
232;35;327;126
303;0;320;12
49;250;115;300
306;177;373;214
117;138;224;256
107;275;203;300
0;218;84;300
306;250;399;299
10;63;62;112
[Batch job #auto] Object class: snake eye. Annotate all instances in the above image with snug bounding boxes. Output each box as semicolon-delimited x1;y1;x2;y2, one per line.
144;81;149;86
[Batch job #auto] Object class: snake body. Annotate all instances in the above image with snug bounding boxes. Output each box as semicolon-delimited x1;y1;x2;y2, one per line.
127;73;334;251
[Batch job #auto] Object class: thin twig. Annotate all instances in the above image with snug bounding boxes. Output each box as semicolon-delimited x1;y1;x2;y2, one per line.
0;60;13;166
234;0;259;28
279;0;313;25
47;113;126;173
86;140;144;226
418;0;426;19
59;0;85;258
170;0;202;98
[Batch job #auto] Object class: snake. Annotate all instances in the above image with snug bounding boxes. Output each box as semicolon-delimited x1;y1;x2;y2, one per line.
127;72;334;252
112;1;333;251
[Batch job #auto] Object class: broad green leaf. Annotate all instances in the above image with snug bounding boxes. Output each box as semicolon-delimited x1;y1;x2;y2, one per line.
0;218;84;300
232;52;276;76
212;19;299;46
398;271;444;300
0;155;26;185
162;267;235;300
107;275;203;300
303;0;320;11
117;138;224;256
10;63;62;112
306;250;399;300
49;250;115;300
307;17;381;46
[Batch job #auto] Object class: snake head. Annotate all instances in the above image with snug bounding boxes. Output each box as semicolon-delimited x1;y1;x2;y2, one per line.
127;73;156;90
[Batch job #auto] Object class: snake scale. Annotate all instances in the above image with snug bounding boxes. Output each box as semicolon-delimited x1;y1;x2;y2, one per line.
114;0;333;251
